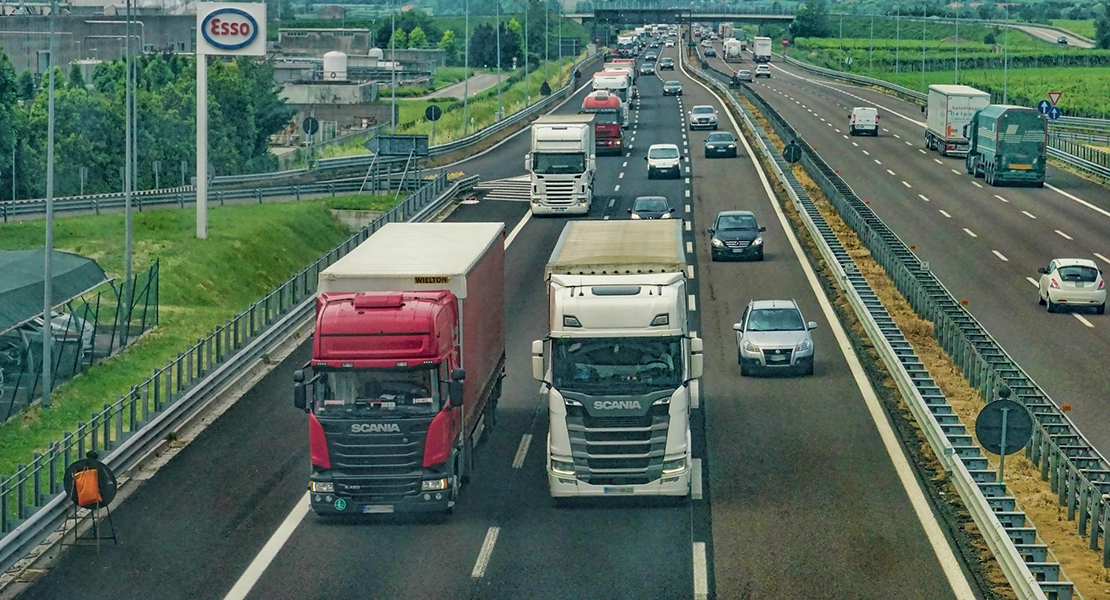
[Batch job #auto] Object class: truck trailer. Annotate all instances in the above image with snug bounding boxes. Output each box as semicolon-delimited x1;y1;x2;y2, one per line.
294;222;506;516
925;84;991;157
965;105;1048;187
752;36;772;63
724;39;744;62
533;220;703;499
527;115;596;215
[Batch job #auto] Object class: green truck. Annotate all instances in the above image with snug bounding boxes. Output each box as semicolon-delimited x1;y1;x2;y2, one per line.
964;105;1048;187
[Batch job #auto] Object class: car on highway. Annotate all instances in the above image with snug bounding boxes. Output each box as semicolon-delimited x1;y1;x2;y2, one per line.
848;106;879;136
649;40;660;48
688;105;719;130
734;299;817;376
1057;35;1068;45
704;131;739;158
755;65;771;78
665;39;675;47
734;70;753;84
628;196;676;219
704;47;717;57
644;52;658;61
640;62;655;75
645;143;683;179
663;80;683;95
1037;258;1106;314
709;210;764;261
658;57;674;70
701;39;712;47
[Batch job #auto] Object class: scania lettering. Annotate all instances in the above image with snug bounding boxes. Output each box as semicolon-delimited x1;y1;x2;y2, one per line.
580;90;625;155
526;115;596;215
293;222;506;515
533;220;703;499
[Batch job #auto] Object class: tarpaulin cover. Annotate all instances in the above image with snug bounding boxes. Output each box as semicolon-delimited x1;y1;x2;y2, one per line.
0;249;108;333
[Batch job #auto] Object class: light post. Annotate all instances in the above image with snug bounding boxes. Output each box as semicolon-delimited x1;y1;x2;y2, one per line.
43;0;57;407
123;0;134;343
390;1;396;133
524;0;530;106
895;3;901;81
464;0;470;134
1003;7;1009;104
496;0;502;119
955;2;960;84
869;7;874;76
921;0;927;92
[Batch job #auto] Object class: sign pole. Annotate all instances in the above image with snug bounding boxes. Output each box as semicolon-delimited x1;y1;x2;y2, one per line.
997;407;1009;483
197;51;208;239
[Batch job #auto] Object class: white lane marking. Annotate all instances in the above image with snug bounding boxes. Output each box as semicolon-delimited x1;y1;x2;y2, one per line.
685;221;692;231
886;169;896;176
608;198;615;207
471;527;501;578
505;211;532;248
619;172;625;179
851;142;859;147
972;182;983;188
894;134;901;139
693;542;709;600
688;294;696;311
685;177;691;184
862;149;870;156
993;194;1009;203
951;169;961;175
1074;314;1095;328
1022;211;1037;219
512;434;533;469
874;159;882;165
882;127;889;132
692;458;703;500
918;194;931;202
685;204;692;213
1025;277;1039;287
685;57;977;599
906;141;914;146
1094;252;1110;265
992;250;1009;262
614;184;621;191
686;241;693;253
1055;230;1074;240
631;136;636;142
603;215;610;220
1047;183;1110;220
963;228;978;238
939;210;952;218
622;161;628;168
842;135;849;140
918;149;927;155
687;265;695;279
222;493;311;600
934;159;943;165
685;189;691;198
835;128;841;133
685;165;691;173
902;181;912;188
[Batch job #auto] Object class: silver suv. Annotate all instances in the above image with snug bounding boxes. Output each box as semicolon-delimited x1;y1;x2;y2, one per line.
733;300;817;376
688;105;718;130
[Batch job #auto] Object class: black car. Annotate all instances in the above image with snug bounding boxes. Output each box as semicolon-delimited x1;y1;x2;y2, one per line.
663;80;683;96
709;210;766;261
644;52;658;61
704;131;738;158
658;57;675;70
704;47;717;57
629;196;676;220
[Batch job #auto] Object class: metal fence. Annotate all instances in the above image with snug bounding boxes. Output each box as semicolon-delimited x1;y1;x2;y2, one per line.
0;171;477;572
1;263;159;424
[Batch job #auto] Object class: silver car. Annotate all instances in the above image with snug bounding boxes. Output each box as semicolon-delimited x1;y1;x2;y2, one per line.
689;105;718;130
734;300;817;376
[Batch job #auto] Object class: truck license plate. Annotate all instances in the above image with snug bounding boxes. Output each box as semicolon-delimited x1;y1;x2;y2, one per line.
1009;164;1032;170
603;486;634;494
362;505;394;514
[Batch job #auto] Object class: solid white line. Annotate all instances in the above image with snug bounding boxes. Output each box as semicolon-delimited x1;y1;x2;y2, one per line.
1094;252;1110;265
939;210;952;218
692;542;709;600
505;211;532;248
1055;230;1073;240
886;169;896;176
1074;314;1095;328
934;158;943;165
686;241;694;253
1022;211;1037;219
1047;183;1110;220
963;228;977;238
512;434;532;469
682;56;975;599
992;250;1009;262
1025;277;1039;287
688;294;697;311
918;194;931;202
222;493;310;600
993;194;1009;203
902;181;912;188
471;527;501;578
692;458;703;500
972;182;982;188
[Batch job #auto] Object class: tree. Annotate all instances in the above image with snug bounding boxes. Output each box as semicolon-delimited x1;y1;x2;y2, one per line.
507;18;524;63
390;27;408;49
470;24;497;67
984;31;997;45
68;63;86;89
16;70;34;101
1098;4;1110;49
408;26;428;49
0;54;19;199
790;0;831;38
439;29;459;66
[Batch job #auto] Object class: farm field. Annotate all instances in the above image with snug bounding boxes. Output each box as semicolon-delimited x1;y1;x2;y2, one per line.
1050;19;1096;39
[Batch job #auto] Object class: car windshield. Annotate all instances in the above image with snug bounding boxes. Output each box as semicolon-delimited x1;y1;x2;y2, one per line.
747;308;805;332
1058;265;1098;282
649;146;679;159
635;198;669;211
707;133;733;142
316;367;439;415
665;82;680;88
534;152;586;174
692;106;715;114
717;214;758;230
660;58;673;64
552;336;684;394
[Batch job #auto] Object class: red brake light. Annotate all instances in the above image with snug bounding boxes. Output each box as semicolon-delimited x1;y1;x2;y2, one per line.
309;412;331;469
1099;279;1105;290
1050;278;1060;289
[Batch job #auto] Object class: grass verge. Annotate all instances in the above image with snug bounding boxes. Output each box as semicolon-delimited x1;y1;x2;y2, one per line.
323;193;400;211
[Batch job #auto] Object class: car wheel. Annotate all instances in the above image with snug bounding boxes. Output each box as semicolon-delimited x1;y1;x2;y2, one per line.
756;250;764;261
740;362;750;377
804;359;814;376
1046;296;1057;313
1098;303;1106;315
1038;292;1046;306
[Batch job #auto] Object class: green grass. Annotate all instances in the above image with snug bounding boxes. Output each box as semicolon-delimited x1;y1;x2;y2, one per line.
0;200;365;477
391;66;477;97
323;193;400;211
1051;19;1096;39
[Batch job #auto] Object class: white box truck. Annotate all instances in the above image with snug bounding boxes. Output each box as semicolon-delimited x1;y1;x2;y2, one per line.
925;84;991;157
526;115;596;216
532;220;703;499
753;36;772;63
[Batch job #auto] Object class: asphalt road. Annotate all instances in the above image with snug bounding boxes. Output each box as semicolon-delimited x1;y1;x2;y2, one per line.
1009;24;1093;49
15;45;974;600
705;43;1110;454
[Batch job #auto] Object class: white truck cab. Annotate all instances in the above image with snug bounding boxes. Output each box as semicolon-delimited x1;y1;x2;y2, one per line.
526;115;596;216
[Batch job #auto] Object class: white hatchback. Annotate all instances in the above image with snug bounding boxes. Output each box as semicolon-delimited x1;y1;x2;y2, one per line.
1038;258;1106;313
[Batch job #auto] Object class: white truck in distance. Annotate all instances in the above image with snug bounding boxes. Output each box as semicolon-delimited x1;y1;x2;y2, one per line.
526;115;596;216
925;84;991;157
753;36;772;63
533;220;703;499
724;39;744;62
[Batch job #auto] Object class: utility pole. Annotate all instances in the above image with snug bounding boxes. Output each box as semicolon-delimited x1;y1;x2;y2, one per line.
524;0;530;106
463;0;470;134
390;0;396;133
895;3;901;80
544;1;549;82
10;141;15;202
955;3;960;84
1003;8;1009;103
921;0;926;92
869;8;874;76
496;0;502;119
123;0;134;344
43;0;57;408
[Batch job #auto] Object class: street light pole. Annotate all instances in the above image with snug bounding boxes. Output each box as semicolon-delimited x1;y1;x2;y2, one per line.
390;1;396;133
496;0;502;119
43;0;57;408
895;4;901;81
955;3;960;84
921;0;926;92
524;0;530;106
123;0;134;343
869;8;874;76
1003;9;1009;104
463;0;470;134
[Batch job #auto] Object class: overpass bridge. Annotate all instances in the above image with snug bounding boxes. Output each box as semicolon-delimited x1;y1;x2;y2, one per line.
567;6;795;26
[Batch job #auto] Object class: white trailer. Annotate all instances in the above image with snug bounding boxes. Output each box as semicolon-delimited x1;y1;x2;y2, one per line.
753;36;772;63
526;115;596;216
724;39;744;62
925;84;991;157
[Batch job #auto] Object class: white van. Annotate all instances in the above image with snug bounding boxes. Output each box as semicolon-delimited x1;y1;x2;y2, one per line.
849;107;879;136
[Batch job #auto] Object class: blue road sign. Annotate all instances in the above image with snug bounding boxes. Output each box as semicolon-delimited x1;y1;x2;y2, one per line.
975;399;1033;456
1036;99;1052;115
1048;106;1063;121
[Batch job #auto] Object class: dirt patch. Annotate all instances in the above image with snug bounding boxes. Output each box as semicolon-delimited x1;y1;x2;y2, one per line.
731;93;1110;598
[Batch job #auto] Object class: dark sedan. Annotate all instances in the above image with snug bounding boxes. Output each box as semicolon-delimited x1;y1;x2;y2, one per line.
663;80;683;96
629;196;676;220
704;131;738;158
658;57;675;70
709;210;766;261
704;47;717;57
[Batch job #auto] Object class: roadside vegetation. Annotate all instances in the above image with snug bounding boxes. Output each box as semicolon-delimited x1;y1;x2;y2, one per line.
1051;18;1096;38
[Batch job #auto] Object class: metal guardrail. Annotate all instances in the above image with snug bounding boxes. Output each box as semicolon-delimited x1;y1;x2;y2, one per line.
0;172;478;574
699;47;1110;580
687;50;1092;597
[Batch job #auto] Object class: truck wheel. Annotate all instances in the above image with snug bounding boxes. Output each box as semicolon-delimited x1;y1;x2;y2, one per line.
985;163;994;186
939;144;947;157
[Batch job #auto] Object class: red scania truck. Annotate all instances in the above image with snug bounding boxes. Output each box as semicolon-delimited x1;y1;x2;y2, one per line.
580;90;625;155
293;222;506;515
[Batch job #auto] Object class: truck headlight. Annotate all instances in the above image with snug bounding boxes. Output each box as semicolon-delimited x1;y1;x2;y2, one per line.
421;478;449;491
310;481;334;493
752;236;763;246
711;238;723;248
551;460;576;476
662;458;687;474
742;339;759;353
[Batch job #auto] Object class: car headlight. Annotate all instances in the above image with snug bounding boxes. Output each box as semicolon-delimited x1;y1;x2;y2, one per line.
551;460;575;476
798;338;812;353
661;213;671;219
421;478;449;491
742;339;759;353
752;236;763;246
662;458;687;474
310;481;334;493
630;213;642;220
711;238;724;248
727;143;736;148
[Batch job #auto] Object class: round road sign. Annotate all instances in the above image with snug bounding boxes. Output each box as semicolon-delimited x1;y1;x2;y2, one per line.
1036;99;1052;115
783;141;802;163
302;117;320;136
975;398;1034;456
425;104;443;122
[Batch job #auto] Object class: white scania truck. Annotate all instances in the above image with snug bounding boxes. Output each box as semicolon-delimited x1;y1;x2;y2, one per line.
526;115;596;216
532;220;703;499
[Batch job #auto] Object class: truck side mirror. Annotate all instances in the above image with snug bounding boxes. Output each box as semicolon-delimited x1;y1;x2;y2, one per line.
531;339;545;381
451;368;466;382
448;381;464;407
689;336;704;380
293;369;305;383
525;154;532;171
293;384;307;411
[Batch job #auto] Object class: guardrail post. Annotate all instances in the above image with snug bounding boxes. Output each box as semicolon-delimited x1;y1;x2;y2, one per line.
1;204;6;222
31;454;41;507
1090;498;1102;551
16;465;25;520
90;412;100;453
1;479;8;532
178;194;185;208
93;199;100;215
186;347;194;386
48;443;59;495
294;186;301;201
1078;483;1090;535
257;189;263;204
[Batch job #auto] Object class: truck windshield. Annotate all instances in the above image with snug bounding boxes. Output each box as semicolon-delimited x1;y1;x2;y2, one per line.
589;112;620;125
534;152;586;175
551;337;684;394
316;367;440;415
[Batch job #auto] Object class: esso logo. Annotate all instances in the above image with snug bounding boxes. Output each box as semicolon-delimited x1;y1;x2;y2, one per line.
201;8;258;51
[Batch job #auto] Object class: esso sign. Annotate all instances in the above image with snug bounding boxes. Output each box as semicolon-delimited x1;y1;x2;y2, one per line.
196;3;266;56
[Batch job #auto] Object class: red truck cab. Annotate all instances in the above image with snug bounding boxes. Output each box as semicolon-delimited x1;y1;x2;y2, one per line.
580;90;624;155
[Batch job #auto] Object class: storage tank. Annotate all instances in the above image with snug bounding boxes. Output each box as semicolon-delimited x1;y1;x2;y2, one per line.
368;47;384;66
323;51;348;81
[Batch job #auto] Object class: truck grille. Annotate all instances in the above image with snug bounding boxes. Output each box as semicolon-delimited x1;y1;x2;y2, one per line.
566;404;669;486
543;180;578;206
323;420;428;503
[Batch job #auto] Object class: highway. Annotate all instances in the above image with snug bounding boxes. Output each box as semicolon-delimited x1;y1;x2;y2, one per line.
1008;24;1093;49
702;40;1110;456
14;42;976;600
